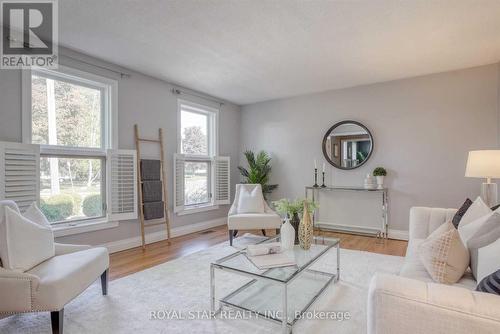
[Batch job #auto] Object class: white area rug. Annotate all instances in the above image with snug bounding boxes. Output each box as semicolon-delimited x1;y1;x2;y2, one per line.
0;235;404;334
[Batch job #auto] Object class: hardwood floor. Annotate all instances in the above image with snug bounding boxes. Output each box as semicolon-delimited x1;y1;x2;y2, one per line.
109;225;408;281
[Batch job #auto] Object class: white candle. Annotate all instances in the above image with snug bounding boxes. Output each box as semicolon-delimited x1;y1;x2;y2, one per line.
322;163;325;172
314;159;317;169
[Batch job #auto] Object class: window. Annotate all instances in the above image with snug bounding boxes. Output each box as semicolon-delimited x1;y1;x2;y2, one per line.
23;66;118;225
184;161;210;206
174;100;230;214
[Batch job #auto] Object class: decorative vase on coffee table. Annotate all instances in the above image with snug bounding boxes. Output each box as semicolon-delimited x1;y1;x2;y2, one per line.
280;217;295;250
299;202;313;250
290;212;300;245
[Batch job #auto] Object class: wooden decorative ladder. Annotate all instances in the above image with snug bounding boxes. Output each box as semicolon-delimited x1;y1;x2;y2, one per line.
134;124;171;249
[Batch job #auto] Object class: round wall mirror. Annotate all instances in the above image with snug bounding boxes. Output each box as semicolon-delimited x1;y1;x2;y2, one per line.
322;120;373;170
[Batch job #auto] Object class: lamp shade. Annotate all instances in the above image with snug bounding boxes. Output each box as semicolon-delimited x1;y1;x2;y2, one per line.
465;150;500;178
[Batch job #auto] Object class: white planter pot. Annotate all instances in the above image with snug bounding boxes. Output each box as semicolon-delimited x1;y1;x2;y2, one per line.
280;218;295;250
376;176;385;189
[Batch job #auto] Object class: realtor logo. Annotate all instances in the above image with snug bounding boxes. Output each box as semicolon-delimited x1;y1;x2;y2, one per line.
1;0;58;68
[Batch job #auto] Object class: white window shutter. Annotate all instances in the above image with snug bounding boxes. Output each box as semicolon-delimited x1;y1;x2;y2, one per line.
0;142;40;212
107;149;138;221
214;156;230;205
173;154;185;213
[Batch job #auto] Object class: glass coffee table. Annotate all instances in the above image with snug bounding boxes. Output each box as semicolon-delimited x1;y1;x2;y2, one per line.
210;235;340;334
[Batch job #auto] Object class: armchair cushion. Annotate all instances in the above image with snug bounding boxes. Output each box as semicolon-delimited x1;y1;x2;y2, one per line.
237;186;265;213
54;243;92;256
228;213;282;230
23;202;51;227
0;206;54;272
0;267;40;313
27;246;109;311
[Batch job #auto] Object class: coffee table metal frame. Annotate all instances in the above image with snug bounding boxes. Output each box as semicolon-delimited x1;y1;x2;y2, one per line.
210;235;340;334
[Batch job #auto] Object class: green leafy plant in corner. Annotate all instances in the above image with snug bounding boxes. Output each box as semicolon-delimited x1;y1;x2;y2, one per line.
373;167;387;176
238;150;278;199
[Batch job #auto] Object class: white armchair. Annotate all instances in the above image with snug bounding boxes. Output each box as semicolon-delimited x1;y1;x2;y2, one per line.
0;201;109;334
227;184;282;246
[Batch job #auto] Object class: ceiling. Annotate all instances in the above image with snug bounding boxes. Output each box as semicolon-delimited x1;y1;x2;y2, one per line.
59;0;500;105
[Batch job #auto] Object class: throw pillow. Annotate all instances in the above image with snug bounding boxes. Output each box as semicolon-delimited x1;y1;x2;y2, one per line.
419;221;470;284
458;196;492;229
237;186;265;214
23;202;51;227
467;212;500;282
0;206;55;272
458;210;496;245
476;269;500;295
452;198;472;228
491;204;500;211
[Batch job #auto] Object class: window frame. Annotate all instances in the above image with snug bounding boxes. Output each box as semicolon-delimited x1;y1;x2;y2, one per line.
22;65;118;150
22;65;118;228
177;99;219;213
177;99;219;157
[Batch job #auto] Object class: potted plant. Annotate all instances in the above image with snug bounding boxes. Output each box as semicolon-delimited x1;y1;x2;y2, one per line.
238;150;278;199
273;198;318;244
373;167;387;189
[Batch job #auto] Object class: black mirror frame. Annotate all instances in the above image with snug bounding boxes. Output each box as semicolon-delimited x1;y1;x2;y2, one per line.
322;120;374;170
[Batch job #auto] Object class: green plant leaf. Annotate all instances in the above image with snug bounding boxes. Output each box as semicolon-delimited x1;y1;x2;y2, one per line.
238;149;278;199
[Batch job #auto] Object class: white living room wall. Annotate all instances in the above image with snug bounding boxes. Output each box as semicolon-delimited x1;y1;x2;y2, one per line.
240;64;500;234
0;47;241;247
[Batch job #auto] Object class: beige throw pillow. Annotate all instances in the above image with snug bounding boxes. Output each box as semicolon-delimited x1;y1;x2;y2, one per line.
419;221;470;284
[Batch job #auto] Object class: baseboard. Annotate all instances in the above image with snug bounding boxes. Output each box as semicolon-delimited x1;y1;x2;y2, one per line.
102;217;227;253
388;229;409;241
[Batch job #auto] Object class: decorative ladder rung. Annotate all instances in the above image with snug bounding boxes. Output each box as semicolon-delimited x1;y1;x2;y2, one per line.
137;138;161;143
143;221;169;228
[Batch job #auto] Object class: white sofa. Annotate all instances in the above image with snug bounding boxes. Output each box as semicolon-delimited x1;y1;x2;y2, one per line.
368;206;500;334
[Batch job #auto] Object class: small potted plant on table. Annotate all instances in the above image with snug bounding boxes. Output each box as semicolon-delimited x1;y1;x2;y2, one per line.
373;167;387;189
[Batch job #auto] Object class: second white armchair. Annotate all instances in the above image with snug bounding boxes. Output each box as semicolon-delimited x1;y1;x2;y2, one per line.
227;184;282;246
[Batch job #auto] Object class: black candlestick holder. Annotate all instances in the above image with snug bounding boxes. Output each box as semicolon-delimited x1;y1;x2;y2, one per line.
313;168;319;187
321;172;326;188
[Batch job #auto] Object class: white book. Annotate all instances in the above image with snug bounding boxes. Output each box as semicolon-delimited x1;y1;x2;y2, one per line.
246;252;296;270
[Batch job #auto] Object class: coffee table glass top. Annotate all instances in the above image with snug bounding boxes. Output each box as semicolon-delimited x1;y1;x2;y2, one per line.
214;235;340;283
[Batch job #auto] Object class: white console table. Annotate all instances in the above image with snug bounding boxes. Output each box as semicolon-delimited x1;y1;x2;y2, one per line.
305;186;388;239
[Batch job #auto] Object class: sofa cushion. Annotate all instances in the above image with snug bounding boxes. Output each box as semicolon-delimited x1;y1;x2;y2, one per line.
467;212;500;282
28;247;109;310
419;221;470;284
0;206;54;272
458;196;492;230
459;210;496;245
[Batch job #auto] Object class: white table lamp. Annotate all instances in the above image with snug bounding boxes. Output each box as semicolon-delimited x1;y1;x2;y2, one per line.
465;150;500;207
